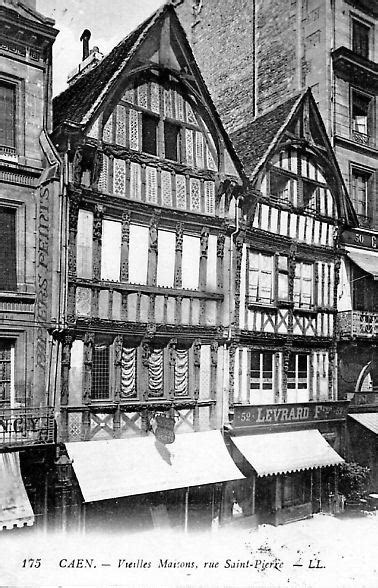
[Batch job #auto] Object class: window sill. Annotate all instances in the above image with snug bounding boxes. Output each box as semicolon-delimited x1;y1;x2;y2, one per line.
0;291;35;302
247;301;278;311
75;279;224;300
293;306;317;316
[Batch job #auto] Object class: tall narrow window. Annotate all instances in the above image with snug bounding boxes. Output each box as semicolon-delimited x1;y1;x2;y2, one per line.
277;256;289;301
250;352;274;394
142;113;158;155
352;19;370;59
351;91;373;143
294;262;313;308
91;344;110;400
0;207;16;291
0;340;13;406
148;348;164;397
174;348;189;396
248;252;273;304
351;168;371;224
0;83;15;149
121;346;137;399
101;220;122;281
164;121;180;161
287;353;309;397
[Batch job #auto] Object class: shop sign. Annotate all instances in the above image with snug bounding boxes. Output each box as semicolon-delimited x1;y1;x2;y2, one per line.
154;414;175;445
341;229;378;251
233;401;349;429
0;407;55;448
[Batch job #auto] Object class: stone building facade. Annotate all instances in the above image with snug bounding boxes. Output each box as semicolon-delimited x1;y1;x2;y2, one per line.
0;0;59;531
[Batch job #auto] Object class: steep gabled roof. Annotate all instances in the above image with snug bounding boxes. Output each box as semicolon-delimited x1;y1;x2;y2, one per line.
52;3;246;181
231;89;358;226
230;93;303;181
53;6;162;131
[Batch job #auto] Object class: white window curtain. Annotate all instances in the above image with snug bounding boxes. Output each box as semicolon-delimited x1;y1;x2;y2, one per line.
76;210;93;279
121;347;137;398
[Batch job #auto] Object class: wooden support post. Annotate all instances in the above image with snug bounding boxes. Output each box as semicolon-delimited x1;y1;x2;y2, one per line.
184;487;189;533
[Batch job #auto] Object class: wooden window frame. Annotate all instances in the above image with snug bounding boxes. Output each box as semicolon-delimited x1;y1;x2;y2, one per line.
287;353;309;395
250;350;274;395
350;165;373;226
90;340;114;401
0;339;15;408
351;16;371;59
350;87;374;142
248;250;274;305
294;260;314;309
0;205;17;292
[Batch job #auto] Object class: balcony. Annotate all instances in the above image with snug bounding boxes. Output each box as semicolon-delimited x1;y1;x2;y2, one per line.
0;406;55;449
334;121;377;151
0;144;17;162
356;214;372;229
331;47;378;94
339;310;378;338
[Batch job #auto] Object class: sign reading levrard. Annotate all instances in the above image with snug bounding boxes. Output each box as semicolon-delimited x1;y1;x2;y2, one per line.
233;401;349;429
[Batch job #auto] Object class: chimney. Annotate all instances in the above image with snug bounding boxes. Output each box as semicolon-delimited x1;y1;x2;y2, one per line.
67;31;103;86
80;29;91;61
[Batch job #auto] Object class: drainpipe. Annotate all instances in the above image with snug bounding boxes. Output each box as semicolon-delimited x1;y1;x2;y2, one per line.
222;193;244;429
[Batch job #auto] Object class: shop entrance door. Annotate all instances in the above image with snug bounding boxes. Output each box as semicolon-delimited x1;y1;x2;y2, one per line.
255;476;275;523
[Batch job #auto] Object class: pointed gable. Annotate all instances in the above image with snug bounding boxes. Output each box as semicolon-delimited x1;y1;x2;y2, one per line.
52;4;244;182
231;89;357;226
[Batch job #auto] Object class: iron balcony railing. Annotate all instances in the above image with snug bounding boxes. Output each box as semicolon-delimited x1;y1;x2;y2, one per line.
339;310;378;338
0;406;55;449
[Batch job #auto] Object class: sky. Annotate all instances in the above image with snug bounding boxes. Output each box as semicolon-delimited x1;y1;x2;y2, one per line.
37;0;165;95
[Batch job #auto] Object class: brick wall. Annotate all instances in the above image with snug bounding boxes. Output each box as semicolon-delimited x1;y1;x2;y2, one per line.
176;0;302;132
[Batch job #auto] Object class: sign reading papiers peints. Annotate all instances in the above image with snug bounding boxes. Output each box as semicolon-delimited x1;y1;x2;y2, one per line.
233;401;350;429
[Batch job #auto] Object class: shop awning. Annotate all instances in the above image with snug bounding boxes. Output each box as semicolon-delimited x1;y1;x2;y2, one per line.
345;248;378;280
231;429;344;477
0;452;34;530
66;430;244;503
349;413;378;435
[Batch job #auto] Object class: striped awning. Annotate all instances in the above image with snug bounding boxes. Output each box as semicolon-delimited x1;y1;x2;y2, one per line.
231;429;344;477
0;452;34;531
346;248;378;280
66;430;244;503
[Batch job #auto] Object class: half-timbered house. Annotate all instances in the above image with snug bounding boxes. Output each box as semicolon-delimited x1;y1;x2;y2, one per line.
51;4;245;532
226;90;358;526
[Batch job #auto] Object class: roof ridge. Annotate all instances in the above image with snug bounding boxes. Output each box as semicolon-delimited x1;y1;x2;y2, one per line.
82;2;169;125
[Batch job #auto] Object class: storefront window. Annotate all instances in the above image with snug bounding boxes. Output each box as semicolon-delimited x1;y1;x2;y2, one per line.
282;472;310;507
